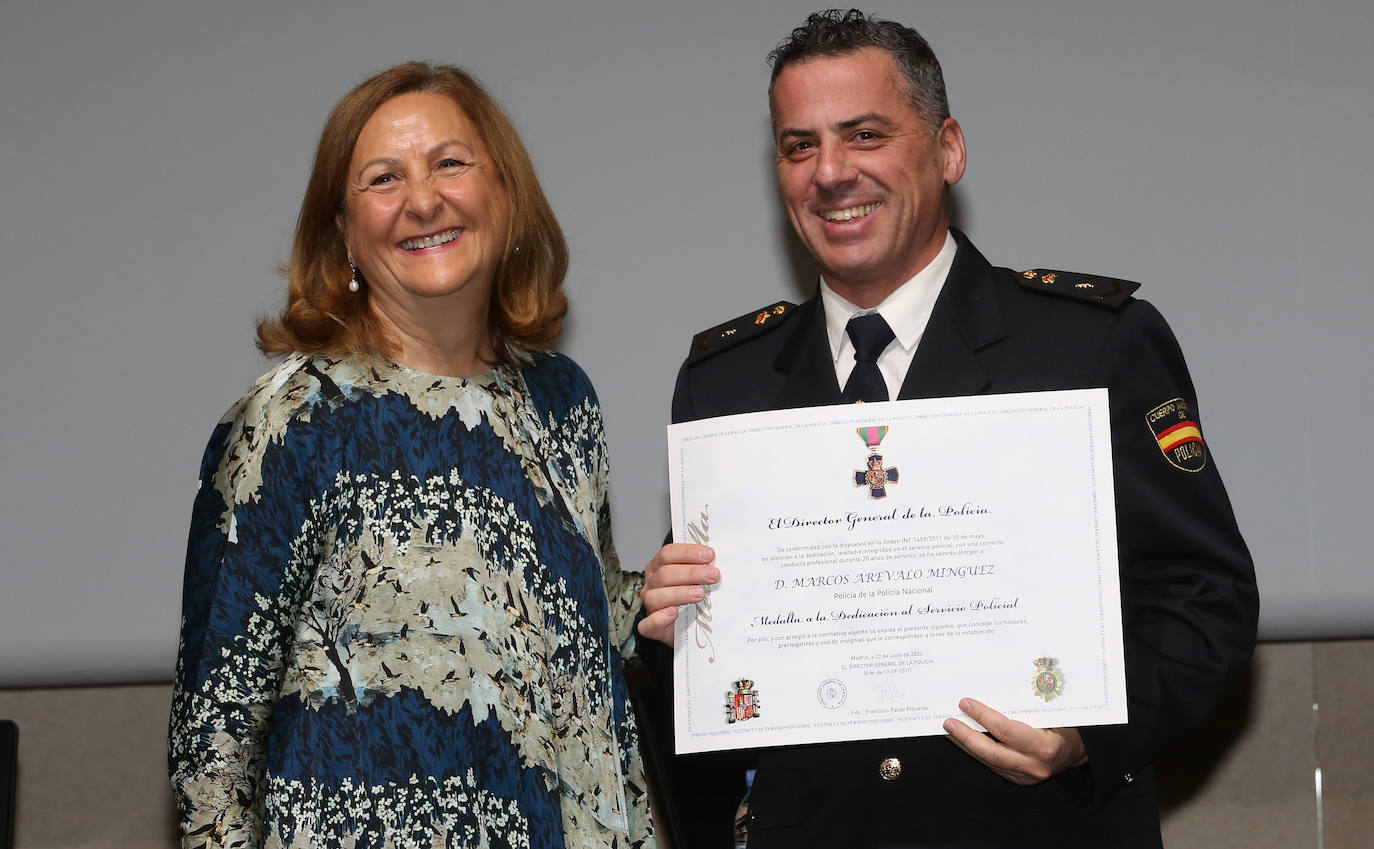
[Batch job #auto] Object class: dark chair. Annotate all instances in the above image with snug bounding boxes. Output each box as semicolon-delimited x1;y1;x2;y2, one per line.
0;719;15;849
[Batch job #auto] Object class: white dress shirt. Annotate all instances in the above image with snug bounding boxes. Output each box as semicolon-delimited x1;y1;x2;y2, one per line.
820;230;957;400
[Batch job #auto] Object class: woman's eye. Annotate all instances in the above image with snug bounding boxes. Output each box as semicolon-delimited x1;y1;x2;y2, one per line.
438;158;468;169
369;172;398;186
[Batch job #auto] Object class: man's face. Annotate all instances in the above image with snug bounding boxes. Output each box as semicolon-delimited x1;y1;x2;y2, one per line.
772;48;965;305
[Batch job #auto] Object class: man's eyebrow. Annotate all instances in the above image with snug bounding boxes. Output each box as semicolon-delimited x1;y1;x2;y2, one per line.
776;126;817;144
836;112;896;131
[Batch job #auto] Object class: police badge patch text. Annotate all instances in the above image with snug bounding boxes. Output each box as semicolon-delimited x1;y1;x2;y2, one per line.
1146;397;1208;472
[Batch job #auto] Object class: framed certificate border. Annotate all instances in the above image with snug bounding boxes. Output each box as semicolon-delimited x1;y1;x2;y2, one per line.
669;389;1126;754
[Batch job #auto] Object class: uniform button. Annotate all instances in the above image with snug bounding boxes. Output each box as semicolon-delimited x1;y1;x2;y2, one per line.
878;757;902;781
1122;773;1135;785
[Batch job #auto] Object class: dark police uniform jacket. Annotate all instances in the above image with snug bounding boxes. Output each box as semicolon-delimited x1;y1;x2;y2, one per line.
637;230;1258;849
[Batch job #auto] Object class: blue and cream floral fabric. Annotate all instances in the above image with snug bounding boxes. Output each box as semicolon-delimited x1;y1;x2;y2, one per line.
169;352;652;849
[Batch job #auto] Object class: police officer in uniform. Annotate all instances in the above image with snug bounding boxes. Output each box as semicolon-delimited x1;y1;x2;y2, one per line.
635;10;1257;849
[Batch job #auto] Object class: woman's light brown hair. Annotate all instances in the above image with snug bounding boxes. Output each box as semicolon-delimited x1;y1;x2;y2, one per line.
257;62;568;364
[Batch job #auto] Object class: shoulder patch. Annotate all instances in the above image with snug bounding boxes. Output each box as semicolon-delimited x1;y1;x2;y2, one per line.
1146;397;1208;472
689;301;797;363
1017;268;1140;308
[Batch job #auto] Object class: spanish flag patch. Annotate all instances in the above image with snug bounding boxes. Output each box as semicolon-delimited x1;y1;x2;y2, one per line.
1146;398;1208;472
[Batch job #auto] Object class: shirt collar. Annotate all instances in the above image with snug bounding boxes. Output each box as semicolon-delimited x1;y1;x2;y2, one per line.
820;229;957;363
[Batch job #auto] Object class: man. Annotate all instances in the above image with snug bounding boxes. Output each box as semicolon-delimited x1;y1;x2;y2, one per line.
635;9;1257;849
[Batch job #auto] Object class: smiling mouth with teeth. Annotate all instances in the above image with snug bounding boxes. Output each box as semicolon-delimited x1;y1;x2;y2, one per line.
820;202;880;222
399;228;463;251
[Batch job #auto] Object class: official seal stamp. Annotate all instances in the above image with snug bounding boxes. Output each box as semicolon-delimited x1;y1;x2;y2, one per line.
816;677;848;709
1031;656;1065;702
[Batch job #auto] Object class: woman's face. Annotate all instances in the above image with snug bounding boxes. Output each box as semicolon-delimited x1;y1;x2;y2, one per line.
340;92;511;322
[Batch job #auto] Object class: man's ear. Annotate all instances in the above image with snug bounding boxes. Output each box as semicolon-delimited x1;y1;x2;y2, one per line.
938;118;967;187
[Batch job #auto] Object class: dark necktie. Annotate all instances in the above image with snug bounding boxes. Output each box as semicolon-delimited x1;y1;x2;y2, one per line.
841;312;895;403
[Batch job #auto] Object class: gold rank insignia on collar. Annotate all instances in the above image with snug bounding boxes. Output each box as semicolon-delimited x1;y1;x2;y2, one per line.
689;300;797;363
1018;268;1140;308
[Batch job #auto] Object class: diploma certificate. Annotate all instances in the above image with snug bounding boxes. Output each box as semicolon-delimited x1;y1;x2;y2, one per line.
669;389;1126;754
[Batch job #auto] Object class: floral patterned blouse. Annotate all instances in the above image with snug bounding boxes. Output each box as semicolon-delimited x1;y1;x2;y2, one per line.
169;351;653;849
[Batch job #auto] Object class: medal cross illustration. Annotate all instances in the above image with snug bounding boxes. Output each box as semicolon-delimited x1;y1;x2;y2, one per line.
854;425;898;498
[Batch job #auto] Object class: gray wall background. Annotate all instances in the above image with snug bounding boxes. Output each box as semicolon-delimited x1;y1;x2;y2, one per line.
1;0;1370;687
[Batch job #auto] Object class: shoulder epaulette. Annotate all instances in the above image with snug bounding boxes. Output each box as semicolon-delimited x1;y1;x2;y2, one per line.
689;300;798;363
1017;268;1140;308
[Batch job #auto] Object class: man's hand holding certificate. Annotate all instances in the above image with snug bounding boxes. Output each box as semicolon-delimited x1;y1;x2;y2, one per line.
663;389;1127;754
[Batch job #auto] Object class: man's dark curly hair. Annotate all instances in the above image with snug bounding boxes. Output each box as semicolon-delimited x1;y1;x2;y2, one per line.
767;9;950;136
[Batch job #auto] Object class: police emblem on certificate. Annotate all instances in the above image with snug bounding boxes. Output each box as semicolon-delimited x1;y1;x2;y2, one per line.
668;389;1128;754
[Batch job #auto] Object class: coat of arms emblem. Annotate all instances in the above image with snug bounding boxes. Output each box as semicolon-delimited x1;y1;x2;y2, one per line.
726;678;761;723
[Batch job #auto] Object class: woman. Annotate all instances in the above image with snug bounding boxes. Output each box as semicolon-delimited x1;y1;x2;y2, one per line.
169;63;653;849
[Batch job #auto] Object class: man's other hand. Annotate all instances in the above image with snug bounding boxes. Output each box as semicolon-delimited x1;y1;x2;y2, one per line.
943;697;1088;785
637;544;718;646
